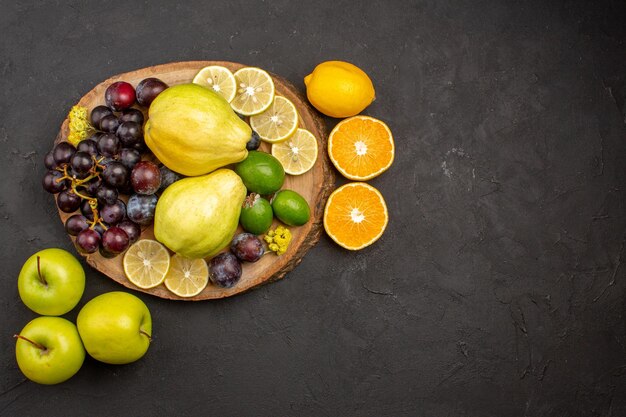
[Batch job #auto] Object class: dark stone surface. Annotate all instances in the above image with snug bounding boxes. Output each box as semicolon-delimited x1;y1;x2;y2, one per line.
1;1;625;416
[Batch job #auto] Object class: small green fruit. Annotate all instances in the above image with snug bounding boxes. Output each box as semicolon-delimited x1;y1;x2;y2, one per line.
240;193;273;235
234;151;285;195
15;316;85;385
77;292;152;365
272;190;310;226
17;248;85;316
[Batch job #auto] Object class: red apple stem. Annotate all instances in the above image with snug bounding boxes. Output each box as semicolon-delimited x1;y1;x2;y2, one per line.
36;256;48;286
13;334;47;351
139;330;152;342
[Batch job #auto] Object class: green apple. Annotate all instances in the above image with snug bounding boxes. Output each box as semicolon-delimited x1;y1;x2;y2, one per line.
77;291;152;365
18;248;85;316
15;316;85;385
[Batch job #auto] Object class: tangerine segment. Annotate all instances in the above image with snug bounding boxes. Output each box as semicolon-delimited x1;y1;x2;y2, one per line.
323;182;388;250
328;116;394;181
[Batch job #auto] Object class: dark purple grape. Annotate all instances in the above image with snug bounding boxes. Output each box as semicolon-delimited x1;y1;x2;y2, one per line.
102;226;130;254
65;214;89;236
117;220;141;244
80;199;96;221
158;165;182;191
116;121;143;148
70;151;94;175
117;180;134;196
132;138;147;152
52;142;76;165
99;246;117;258
95;184;118;206
93;223;106;236
102;162;129;188
97;133;121;157
100;199;126;225
98;156;115;168
56;190;82;213
70;168;90;180
246;131;261;151
84;178;101;197
42;170;68;193
99;114;120;133
119;108;144;125
44;151;58;169
90;105;113;128
131;161;161;195
105;82;136;111
208;252;242;288
230;233;265;262
76;139;99;156
136;78;168;107
119;148;141;171
126;194;157;225
76;228;101;254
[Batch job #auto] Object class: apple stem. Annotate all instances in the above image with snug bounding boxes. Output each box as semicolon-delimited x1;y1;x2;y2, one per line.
36;256;48;286
139;330;152;342
13;334;47;351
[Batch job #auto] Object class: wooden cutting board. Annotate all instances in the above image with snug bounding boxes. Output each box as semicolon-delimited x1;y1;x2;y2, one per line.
54;61;334;300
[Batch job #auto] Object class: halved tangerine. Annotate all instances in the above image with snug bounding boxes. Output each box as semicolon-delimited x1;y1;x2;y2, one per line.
328;115;394;181
323;182;388;250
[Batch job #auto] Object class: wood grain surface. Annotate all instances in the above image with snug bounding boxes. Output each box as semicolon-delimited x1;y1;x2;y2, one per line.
54;61;334;300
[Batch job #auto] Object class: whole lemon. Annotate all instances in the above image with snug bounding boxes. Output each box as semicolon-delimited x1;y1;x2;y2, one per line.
304;61;375;118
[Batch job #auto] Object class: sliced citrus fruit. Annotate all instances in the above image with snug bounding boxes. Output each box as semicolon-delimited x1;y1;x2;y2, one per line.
230;67;275;115
163;254;209;298
271;128;318;175
123;240;171;289
323;182;388;250
250;96;299;143
192;65;237;102
328;115;394;181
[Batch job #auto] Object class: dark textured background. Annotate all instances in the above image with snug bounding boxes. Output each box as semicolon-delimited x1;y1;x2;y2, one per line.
1;1;625;416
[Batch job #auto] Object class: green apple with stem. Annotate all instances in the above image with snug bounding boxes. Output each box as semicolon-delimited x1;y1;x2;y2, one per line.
18;248;85;316
77;291;152;365
14;316;85;384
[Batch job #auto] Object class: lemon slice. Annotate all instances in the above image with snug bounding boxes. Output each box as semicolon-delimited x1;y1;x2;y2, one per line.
192;65;237;102
271;128;318;175
123;240;170;289
250;96;299;143
163;254;209;298
230;67;275;115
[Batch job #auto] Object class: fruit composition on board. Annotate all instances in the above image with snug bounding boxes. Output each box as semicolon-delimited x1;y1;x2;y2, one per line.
41;60;394;300
14;59;396;384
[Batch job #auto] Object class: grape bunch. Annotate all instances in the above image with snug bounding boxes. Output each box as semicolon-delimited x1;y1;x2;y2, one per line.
42;77;178;258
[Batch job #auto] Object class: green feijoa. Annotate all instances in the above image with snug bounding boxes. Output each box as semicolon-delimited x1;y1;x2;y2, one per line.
239;193;274;235
271;190;310;226
234;151;285;195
